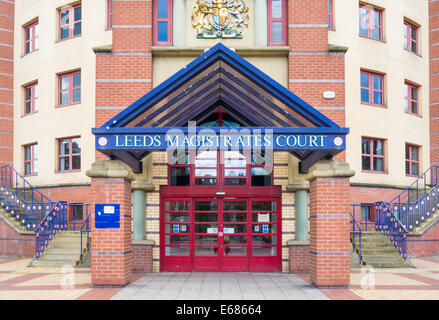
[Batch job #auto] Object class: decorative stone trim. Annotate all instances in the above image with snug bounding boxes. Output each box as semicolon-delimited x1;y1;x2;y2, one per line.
307;160;355;180
286;180;309;192
132;239;155;247
328;44;349;53
286;240;310;247
132;180;155;191
86;160;134;181
93;45;112;53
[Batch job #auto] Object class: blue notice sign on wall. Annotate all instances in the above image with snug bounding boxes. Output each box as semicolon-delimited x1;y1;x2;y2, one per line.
95;203;120;229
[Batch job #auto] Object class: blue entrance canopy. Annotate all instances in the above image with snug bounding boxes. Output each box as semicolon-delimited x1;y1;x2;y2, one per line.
93;43;349;173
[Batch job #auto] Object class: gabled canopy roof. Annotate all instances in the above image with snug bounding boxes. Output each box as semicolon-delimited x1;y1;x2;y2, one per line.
102;43;340;129
94;43;348;173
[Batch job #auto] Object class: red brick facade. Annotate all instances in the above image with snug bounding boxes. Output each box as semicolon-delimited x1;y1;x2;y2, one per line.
0;0;13;165
95;0;153;161
407;221;439;258
35;185;91;203
289;244;310;273
0;218;35;257
132;244;153;273
288;0;345;162
431;1;439;165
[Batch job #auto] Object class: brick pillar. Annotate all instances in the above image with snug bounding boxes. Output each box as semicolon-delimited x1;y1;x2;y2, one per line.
308;160;354;287
86;160;134;287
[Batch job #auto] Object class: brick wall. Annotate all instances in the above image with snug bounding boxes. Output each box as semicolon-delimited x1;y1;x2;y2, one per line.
430;1;439;166
0;218;35;257
288;0;346;163
34;185;91;203
289;245;310;273
0;0;14;166
95;0;153;161
350;185;403;204
147;151;166;272
407;221;439;258
132;244;153;273
273;152;295;273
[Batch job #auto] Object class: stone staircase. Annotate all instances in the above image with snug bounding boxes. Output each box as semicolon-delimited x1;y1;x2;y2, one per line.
31;231;89;267
352;230;411;268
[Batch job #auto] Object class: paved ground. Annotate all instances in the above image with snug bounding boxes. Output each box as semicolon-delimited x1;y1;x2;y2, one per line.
0;256;439;300
111;272;328;300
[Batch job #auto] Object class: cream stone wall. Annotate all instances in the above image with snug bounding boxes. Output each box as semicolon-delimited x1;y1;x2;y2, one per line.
152;55;288;88
13;0;112;187
329;0;430;187
273;151;295;273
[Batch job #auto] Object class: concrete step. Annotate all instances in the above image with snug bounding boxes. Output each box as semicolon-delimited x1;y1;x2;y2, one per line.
44;247;83;255
39;253;81;261
352;233;387;240
359;242;396;249
361;248;399;254
55;231;84;237
46;241;83;249
363;261;411;268
50;236;88;244
32;259;78;267
363;253;408;260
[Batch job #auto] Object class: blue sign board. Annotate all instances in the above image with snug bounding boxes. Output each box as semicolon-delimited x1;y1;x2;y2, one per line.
94;127;348;151
262;224;269;233
95;204;120;229
173;224;179;233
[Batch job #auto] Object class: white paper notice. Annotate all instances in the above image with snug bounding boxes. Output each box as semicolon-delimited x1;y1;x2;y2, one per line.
224;227;234;234
258;213;270;222
207;227;218;234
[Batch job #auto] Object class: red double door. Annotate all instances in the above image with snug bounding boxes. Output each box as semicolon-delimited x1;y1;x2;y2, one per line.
160;197;281;272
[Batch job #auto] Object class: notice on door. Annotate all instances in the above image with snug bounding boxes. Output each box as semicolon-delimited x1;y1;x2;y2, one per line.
207;227;218;234
224;227;234;234
258;213;270;222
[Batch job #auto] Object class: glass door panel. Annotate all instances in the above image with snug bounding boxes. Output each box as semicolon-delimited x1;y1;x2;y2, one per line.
223;150;248;185
222;200;248;261
249;199;280;271
194;200;219;257
163;200;191;265
194;150;217;185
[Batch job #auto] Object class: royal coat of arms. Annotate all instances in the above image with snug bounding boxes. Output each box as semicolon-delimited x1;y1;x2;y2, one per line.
191;0;249;39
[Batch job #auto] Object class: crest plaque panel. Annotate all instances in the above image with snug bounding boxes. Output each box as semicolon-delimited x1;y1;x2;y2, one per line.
191;0;249;39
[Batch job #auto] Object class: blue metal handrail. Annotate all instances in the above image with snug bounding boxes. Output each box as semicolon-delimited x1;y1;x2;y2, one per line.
350;210;363;264
34;201;67;260
390;165;439;204
0;184;54;230
80;204;91;264
375;201;408;260
0;164;53;204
